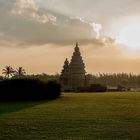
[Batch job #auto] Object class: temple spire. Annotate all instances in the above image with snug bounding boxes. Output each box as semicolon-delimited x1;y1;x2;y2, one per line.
76;42;78;47
64;58;69;67
75;42;79;52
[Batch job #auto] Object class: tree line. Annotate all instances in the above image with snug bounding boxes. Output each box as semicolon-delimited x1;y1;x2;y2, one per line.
1;66;140;88
88;73;140;88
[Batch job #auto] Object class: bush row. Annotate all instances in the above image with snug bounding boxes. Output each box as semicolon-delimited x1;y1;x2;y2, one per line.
64;84;107;92
0;78;61;101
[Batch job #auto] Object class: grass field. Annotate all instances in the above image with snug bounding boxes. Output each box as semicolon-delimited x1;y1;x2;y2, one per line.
0;92;140;140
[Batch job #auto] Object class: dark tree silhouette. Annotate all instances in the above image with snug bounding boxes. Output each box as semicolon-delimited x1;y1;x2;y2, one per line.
2;66;15;78
15;67;26;76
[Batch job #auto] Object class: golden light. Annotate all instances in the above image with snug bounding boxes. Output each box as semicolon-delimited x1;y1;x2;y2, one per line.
116;23;140;49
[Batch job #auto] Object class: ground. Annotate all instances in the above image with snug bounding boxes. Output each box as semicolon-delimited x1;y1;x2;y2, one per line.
0;93;140;140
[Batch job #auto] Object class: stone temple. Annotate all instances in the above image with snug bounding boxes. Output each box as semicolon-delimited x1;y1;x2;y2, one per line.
60;43;86;90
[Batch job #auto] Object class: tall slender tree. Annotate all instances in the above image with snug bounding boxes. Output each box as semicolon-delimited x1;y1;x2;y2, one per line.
2;66;15;78
15;67;26;76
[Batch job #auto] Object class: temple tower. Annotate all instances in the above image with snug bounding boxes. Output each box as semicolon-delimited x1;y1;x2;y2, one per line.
60;58;70;90
69;43;86;89
60;43;86;90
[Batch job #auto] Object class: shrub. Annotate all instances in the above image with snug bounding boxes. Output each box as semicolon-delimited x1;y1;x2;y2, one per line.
0;78;61;101
88;84;107;92
79;84;107;92
46;81;62;99
76;84;107;92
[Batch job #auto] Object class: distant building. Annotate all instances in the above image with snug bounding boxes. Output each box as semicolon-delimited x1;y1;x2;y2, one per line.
60;43;86;90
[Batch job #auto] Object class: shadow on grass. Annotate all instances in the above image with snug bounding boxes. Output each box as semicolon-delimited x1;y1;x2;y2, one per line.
0;101;45;116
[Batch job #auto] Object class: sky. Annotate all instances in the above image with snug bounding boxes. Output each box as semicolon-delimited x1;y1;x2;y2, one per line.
0;0;140;74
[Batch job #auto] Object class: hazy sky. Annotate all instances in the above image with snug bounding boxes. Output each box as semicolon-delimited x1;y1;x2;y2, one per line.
0;0;140;74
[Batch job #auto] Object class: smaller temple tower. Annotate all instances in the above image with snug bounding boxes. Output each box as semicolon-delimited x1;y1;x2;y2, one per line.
60;58;70;90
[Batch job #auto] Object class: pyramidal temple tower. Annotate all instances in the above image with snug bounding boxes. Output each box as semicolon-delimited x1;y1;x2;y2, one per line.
60;58;70;90
60;43;86;90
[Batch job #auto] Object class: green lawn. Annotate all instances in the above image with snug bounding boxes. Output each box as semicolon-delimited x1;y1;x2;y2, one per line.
0;93;140;140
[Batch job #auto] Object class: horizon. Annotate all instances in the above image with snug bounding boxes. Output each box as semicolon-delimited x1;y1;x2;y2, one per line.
1;0;140;75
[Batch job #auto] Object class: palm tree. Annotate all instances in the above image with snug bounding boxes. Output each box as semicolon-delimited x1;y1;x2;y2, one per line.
15;67;26;76
2;66;15;78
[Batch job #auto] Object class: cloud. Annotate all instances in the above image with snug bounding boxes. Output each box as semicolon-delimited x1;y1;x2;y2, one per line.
11;0;56;24
70;17;102;39
0;0;102;47
0;0;117;49
42;0;140;38
91;23;102;39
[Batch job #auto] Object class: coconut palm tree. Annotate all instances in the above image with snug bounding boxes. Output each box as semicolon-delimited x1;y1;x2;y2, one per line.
2;66;15;78
15;67;26;76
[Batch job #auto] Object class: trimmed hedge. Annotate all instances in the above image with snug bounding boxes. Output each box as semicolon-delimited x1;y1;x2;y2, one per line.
0;78;61;101
77;84;107;92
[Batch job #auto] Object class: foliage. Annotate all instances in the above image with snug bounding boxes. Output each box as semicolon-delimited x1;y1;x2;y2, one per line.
45;80;62;99
88;84;107;92
88;73;140;88
24;73;60;82
2;66;15;78
77;84;107;92
0;78;61;101
14;67;26;76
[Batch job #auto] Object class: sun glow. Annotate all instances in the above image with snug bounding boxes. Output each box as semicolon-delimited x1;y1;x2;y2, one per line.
117;24;140;49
